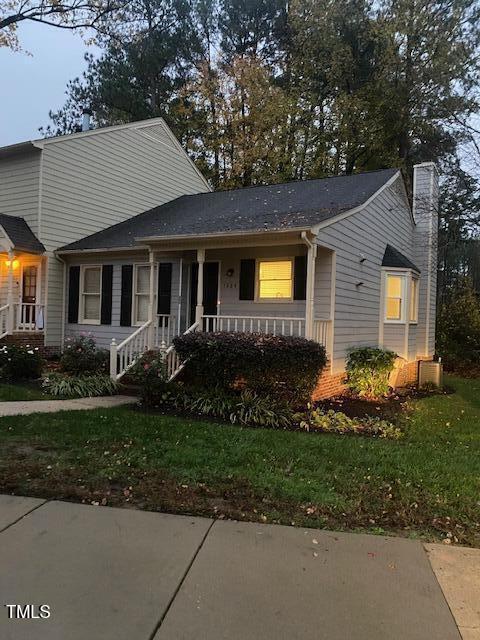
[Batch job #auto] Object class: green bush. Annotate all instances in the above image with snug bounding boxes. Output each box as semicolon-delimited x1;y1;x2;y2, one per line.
297;407;403;439
61;334;108;375
173;331;327;406
345;347;397;399
0;344;44;381
174;386;294;428
437;279;480;372
42;372;118;398
129;351;172;406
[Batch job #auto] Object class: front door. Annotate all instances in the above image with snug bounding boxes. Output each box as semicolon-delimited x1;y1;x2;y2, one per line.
189;262;219;326
21;265;38;329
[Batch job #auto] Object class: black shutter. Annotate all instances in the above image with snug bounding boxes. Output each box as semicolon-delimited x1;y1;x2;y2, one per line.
157;263;172;315
120;265;133;327
239;259;255;300
100;265;113;325
68;266;80;324
294;255;307;300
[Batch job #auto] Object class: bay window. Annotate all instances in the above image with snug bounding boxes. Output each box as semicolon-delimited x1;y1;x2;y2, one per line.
80;266;102;324
384;272;419;323
410;277;419;323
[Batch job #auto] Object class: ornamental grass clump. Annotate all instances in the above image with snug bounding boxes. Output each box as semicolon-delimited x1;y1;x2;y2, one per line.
345;347;397;399
42;372;118;398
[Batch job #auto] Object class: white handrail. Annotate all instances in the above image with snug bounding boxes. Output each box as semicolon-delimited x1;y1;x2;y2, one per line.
163;320;200;381
110;320;152;380
14;303;45;332
0;304;9;339
202;314;305;337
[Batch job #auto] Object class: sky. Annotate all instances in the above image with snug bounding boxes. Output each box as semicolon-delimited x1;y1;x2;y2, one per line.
0;23;97;146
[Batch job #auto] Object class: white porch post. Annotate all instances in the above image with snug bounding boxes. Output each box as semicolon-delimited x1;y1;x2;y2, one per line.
304;242;317;340
147;249;155;349
195;248;205;326
6;250;15;334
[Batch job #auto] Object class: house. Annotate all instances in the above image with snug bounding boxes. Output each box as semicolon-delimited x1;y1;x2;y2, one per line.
0;117;438;397
0;117;210;349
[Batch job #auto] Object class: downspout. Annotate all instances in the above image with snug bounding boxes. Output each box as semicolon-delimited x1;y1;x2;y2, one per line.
301;231;317;340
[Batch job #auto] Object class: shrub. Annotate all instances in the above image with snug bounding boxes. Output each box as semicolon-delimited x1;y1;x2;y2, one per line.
175;386;294;429
129;351;171;406
297;407;403;439
437;279;480;372
345;347;397;399
0;344;44;381
60;334;108;375
173;331;327;405
42;372;118;398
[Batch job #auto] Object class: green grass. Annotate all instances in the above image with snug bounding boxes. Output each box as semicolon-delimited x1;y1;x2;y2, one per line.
0;382;51;401
0;374;478;545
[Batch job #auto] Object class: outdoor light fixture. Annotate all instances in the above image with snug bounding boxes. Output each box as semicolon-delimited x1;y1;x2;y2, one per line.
5;259;19;269
226;268;234;277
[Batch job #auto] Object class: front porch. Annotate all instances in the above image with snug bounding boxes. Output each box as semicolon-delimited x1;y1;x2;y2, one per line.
108;233;334;380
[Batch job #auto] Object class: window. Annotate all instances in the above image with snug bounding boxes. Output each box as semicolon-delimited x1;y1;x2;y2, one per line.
385;273;405;322
80;266;101;324
133;264;151;324
410;277;419;322
258;259;293;300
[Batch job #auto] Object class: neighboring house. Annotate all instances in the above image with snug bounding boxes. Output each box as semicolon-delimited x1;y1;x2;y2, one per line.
0;117;438;397
0;118;210;348
59;161;438;397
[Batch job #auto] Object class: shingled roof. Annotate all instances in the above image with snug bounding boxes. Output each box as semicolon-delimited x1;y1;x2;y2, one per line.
382;244;420;272
0;214;45;254
59;168;399;252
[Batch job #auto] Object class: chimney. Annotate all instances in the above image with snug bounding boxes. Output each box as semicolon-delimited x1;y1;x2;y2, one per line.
413;162;439;358
81;107;93;132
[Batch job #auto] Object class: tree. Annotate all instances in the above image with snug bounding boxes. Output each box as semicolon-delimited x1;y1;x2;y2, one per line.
0;0;124;50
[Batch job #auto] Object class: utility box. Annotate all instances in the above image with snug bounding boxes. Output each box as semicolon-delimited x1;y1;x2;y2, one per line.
418;360;443;388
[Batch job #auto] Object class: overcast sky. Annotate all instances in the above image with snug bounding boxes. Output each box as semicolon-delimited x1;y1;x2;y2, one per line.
0;23;97;147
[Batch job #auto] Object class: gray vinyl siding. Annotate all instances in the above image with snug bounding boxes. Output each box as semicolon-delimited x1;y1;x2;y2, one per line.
318;175;415;373
0;150;41;235
39;120;209;347
383;325;405;357
65;252;185;349
408;325;418;361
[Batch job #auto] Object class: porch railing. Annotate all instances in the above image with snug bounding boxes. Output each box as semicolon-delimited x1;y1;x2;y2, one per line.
313;319;331;349
163;320;200;381
202;315;306;337
110;320;152;381
14;303;45;332
0;304;9;339
155;314;177;348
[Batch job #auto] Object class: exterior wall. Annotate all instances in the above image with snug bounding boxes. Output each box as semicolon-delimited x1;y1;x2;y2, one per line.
0;149;41;235
64;251;188;349
318;174;415;373
37;119;210;347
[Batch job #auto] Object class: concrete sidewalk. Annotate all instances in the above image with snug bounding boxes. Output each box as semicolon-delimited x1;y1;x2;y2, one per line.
0;395;138;416
0;495;475;640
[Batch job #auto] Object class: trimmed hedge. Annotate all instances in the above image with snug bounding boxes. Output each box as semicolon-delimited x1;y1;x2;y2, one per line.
173;331;327;405
345;347;397;399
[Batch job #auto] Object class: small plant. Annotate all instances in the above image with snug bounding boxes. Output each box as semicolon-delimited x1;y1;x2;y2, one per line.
129;351;170;406
61;334;108;375
42;372;118;398
297;407;403;439
230;389;293;428
345;347;397;399
0;344;44;381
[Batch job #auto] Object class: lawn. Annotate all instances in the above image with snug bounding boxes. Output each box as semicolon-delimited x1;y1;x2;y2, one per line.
0;382;51;401
0;374;478;545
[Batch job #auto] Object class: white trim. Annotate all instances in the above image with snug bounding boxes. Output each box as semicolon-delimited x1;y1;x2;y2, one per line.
329;251;336;372
132;263;151;326
378;270;385;347
424;168;434;355
79;264;103;325
136;227;311;245
255;257;295;302
312;171;402;233
384;271;407;323
56;246;150;256
410;275;419;324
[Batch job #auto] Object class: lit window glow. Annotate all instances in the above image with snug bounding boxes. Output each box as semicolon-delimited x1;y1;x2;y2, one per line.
258;260;292;299
385;274;404;321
